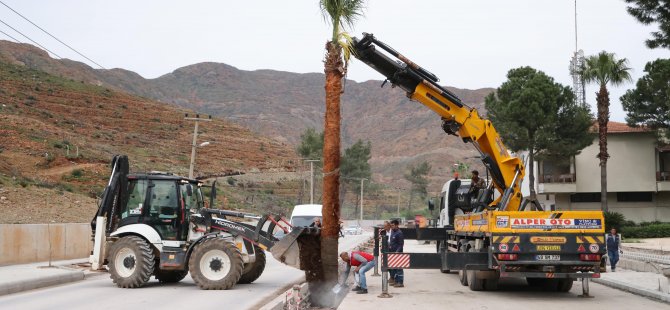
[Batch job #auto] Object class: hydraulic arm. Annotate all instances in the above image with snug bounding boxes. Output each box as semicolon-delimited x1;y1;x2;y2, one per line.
351;33;526;211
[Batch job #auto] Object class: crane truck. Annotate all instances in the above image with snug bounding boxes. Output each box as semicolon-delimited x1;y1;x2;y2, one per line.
89;155;312;290
352;33;605;294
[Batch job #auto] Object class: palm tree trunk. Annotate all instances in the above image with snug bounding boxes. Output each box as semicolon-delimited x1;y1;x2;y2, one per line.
313;40;343;307
597;85;610;212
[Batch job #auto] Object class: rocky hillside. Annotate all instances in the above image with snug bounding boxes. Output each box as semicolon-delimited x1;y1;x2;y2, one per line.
0;40;493;190
0;57;298;223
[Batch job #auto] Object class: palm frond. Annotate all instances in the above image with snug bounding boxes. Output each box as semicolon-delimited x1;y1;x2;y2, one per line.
320;0;366;42
581;51;632;88
337;32;354;67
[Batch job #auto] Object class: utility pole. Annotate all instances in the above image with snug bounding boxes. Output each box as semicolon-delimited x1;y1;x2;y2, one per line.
396;190;402;217
305;159;320;204
359;178;367;225
185;114;211;179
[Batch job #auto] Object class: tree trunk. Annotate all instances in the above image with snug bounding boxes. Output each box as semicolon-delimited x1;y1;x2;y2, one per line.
313;41;344;307
596;85;610;212
528;149;537;208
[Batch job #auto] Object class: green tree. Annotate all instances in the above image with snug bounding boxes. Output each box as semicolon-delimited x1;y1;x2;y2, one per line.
624;0;670;49
404;161;431;215
486;67;593;201
318;0;365;305
621;58;670;138
581;51;632;212
296;128;324;161
340;140;372;219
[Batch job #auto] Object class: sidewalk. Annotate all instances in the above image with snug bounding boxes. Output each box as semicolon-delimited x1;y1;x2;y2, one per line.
339;240;670;308
0;258;96;296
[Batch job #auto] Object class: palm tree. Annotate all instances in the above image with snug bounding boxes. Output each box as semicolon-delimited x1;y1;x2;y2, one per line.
581;51;632;212
316;0;364;306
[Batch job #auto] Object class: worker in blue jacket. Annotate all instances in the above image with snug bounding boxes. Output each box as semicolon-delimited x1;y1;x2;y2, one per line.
389;219;405;287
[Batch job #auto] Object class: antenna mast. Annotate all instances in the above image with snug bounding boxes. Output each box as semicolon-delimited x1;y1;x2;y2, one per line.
569;0;586;107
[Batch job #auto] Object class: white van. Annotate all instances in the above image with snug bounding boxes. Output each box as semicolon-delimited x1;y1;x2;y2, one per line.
290;204;322;227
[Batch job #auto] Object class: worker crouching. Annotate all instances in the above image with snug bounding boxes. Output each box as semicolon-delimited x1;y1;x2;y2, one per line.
340;251;375;294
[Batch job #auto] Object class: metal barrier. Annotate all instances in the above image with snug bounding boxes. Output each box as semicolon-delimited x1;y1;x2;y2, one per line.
621;251;670;265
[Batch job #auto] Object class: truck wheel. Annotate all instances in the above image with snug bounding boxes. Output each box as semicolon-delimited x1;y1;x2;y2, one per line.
108;235;155;288
527;278;558;291
438;241;450;274
237;246;266;284
557;279;574;292
458;245;468;286
467;248;485;291
189;237;243;290
484;271;500;291
154;269;188;283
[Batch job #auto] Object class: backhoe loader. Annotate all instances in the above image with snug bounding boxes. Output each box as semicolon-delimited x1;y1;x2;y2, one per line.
89;155;314;289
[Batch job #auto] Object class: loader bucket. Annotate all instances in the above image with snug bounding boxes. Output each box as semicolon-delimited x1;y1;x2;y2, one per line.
269;227;305;269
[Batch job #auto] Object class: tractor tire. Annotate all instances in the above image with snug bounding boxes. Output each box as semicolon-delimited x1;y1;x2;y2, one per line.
466;248;485;291
108;235;155;288
237;246;266;284
154;268;189;283
189;237;243;290
557;279;574;292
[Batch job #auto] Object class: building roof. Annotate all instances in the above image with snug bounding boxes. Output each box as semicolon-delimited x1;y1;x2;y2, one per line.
591;121;651;134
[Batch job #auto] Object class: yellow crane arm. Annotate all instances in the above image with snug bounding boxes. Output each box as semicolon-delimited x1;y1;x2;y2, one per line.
351;33;526;211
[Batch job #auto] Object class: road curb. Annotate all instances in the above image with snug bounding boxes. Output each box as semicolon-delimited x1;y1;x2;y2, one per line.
259;282;309;310
592;277;670;304
0;269;85;296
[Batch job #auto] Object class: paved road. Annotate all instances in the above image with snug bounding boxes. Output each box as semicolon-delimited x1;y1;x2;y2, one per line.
0;233;371;310
341;240;669;309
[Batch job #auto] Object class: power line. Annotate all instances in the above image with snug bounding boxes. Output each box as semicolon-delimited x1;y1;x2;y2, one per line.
0;27;20;43
0;18;62;59
0;0;106;69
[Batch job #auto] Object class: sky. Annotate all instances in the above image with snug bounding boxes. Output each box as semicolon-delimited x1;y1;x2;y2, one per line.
0;0;667;122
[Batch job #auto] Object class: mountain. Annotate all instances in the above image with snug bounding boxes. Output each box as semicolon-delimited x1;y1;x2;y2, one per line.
0;40;493;191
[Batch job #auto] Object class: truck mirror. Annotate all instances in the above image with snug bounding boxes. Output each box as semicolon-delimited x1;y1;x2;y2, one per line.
186;184;193;196
428;198;435;211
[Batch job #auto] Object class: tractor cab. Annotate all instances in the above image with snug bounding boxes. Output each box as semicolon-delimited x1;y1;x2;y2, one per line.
117;173;205;241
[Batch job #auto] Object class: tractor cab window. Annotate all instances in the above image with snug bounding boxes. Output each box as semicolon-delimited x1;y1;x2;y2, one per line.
121;179;148;220
180;183;199;211
148;180;179;240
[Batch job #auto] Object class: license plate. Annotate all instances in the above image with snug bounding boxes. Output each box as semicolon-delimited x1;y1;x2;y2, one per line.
537;245;561;251
536;255;560;261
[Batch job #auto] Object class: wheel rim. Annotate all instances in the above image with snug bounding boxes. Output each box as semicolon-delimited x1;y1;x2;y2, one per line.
115;247;136;278
199;249;231;281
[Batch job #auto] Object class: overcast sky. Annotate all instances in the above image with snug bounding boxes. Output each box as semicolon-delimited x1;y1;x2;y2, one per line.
1;0;667;121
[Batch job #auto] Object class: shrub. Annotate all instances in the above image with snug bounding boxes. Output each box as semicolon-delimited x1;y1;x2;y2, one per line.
622;223;670;238
71;169;83;178
604;211;626;231
226;177;236;186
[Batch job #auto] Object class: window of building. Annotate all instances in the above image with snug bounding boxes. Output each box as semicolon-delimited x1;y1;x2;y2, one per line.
616;192;653;202
570;193;601;203
660;151;670;172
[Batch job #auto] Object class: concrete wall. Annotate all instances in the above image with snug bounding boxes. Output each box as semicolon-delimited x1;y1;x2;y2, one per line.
576;133;657;192
0;224;91;266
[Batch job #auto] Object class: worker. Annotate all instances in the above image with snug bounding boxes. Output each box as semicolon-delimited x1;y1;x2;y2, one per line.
469;170;485;198
309;217;322;228
390;219;405;287
381;221;395;285
606;228;622;272
340;250;375;294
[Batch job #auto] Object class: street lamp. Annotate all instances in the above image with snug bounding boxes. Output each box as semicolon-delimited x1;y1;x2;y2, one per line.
304;159;320;204
185;113;212;179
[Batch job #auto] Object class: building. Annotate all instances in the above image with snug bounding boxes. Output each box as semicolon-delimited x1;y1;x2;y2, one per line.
521;122;670;222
